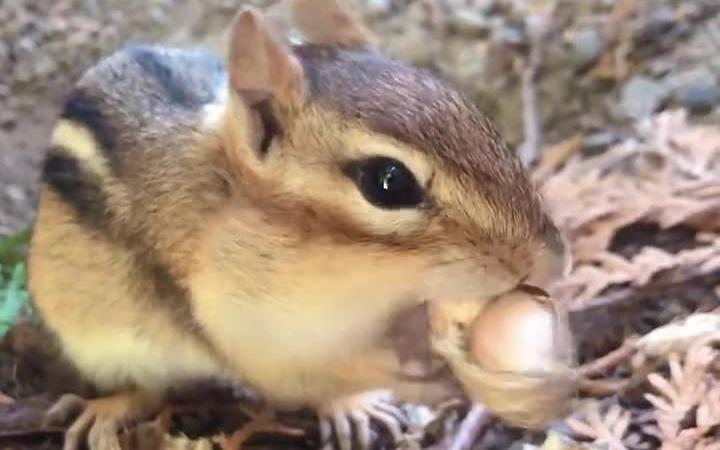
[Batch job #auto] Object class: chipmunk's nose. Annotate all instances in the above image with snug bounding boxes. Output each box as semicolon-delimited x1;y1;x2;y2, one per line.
525;225;572;289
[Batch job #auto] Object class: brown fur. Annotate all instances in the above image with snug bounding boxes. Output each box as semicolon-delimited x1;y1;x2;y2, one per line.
28;1;571;447
294;44;550;243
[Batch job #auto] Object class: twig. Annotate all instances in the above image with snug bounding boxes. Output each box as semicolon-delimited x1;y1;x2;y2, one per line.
0;426;65;438
569;266;720;313
566;401;631;450
580;337;639;377
447;404;491;450
517;46;542;166
532;133;583;182
579;364;654;397
517;1;557;166
579;378;634;397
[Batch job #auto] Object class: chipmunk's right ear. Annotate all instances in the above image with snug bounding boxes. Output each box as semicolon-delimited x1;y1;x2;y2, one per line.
289;0;377;48
227;7;305;109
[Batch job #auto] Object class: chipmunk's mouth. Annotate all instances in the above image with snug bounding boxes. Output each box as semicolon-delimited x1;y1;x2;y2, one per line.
380;285;578;428
380;284;554;380
379;285;521;383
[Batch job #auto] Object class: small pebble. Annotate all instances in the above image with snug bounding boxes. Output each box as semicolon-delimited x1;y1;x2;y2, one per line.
620;76;669;120
633;6;677;45
493;22;527;50
477;0;501;15
678;83;720;115
449;8;491;37
583;131;621;156
568;28;604;68
364;0;392;16
1;116;17;131
648;59;674;78
6;186;26;204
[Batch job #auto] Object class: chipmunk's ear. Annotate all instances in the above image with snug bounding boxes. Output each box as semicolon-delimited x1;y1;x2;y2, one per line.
289;0;377;48
227;7;305;107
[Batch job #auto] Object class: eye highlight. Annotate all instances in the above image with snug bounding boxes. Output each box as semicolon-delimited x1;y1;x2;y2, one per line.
343;156;424;209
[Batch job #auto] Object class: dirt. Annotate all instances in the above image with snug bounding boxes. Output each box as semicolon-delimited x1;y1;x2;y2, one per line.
0;107;54;235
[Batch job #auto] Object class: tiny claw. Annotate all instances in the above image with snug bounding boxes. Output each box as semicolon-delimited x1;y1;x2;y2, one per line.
88;417;123;450
333;411;353;450
44;392;160;450
44;393;87;427
320;418;334;450
318;390;409;450
365;406;404;443
349;410;370;450
63;408;96;450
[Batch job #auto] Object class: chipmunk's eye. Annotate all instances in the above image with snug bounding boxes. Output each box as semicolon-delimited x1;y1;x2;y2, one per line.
343;156;424;209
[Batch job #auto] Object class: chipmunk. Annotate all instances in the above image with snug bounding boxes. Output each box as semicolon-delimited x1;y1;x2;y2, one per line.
27;1;571;449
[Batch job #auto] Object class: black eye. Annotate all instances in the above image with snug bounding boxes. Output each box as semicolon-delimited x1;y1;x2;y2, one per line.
343;156;424;209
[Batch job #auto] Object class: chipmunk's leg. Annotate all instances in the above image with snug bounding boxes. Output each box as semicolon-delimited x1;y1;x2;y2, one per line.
318;389;407;450
45;391;163;450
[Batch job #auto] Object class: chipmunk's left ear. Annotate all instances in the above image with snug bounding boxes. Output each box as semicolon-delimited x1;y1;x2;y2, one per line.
289;0;377;48
227;6;305;108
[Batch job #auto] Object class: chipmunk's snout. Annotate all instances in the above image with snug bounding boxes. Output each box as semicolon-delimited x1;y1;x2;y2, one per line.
525;224;572;290
420;216;570;304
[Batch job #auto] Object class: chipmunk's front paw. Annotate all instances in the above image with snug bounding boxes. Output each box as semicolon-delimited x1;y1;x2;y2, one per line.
318;390;408;450
44;392;161;450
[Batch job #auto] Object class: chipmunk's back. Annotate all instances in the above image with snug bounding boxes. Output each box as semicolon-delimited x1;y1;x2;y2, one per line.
56;45;226;172
39;45;231;251
28;45;233;392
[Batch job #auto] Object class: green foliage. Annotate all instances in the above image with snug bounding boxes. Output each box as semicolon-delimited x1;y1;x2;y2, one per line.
0;227;32;338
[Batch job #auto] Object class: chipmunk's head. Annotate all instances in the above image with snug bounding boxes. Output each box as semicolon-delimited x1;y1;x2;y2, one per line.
202;0;570;391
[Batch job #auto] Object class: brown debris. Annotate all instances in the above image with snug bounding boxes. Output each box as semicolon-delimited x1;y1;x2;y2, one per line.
532;109;720;449
542;109;720;307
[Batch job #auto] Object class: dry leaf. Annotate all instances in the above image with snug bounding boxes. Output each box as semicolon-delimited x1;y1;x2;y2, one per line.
533;134;583;182
644;346;720;449
540;110;720;309
637;313;720;358
566;401;631;450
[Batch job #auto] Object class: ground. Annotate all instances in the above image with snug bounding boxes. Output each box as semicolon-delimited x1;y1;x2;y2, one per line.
1;0;720;449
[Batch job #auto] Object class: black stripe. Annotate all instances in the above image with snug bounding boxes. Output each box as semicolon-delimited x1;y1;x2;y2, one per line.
60;88;116;153
150;265;207;332
129;46;217;108
150;263;196;327
42;149;108;227
144;260;225;366
41;151;222;364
